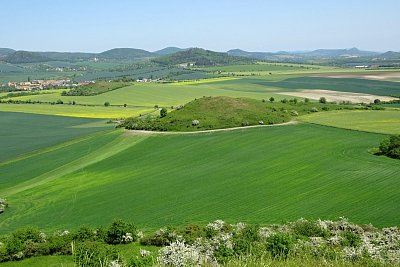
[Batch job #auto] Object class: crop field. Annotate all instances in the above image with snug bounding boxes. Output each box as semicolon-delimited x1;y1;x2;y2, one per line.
1;123;399;234
0;103;155;118
0;112;111;162
256;76;400;96
300;110;400;134
201;63;325;74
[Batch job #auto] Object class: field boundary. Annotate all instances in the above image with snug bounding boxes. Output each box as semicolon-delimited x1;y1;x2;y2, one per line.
124;120;297;136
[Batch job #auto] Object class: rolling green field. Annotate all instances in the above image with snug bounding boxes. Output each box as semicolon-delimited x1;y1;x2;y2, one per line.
0;112;111;162
301;110;400;134
1;122;399;234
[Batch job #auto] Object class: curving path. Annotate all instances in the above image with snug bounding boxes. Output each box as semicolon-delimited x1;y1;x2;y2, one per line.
124;120;298;136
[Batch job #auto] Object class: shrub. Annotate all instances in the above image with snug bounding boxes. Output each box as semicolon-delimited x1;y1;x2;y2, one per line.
266;233;294;259
378;135;400;159
56;99;63;104
160;108;167;118
341;231;361;248
374;99;381;104
105;219;137;244
310;107;318;112
281;98;288;103
269;97;275;103
291;219;329;238
305;98;310;103
322;106;330;111
319;97;327;104
104;101;110;107
140;227;178;247
214;244;234;264
73;226;98;242
180;224;204;244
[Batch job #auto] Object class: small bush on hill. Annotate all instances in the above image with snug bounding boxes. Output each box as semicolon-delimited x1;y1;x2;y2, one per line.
160;107;167;118
0;199;7;214
319;97;327;104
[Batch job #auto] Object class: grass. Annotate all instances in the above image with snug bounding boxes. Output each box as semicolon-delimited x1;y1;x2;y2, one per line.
0;112;111;162
1;123;399;234
300;110;400;134
0;103;155;119
0;256;74;267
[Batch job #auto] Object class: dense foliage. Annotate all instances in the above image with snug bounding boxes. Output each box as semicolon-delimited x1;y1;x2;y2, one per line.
1;218;399;266
62;81;131;96
378;135;400;159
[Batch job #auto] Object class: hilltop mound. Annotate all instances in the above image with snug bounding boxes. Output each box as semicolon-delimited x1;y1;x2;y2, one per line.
152;48;253;66
122;96;292;131
98;48;154;60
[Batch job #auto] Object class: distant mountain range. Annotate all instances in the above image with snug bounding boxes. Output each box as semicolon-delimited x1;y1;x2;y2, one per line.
227;48;384;60
0;47;399;64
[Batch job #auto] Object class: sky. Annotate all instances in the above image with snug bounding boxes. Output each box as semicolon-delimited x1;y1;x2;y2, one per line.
1;0;399;53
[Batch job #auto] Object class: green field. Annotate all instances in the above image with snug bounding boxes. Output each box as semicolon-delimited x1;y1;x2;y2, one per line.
0;103;155;118
301;110;400;134
1;122;399;234
0;112;111;162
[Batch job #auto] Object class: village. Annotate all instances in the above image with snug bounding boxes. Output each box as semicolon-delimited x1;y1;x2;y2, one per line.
2;79;94;91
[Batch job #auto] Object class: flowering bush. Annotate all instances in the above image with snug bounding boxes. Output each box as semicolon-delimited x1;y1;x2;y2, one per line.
157;240;215;267
105;219;137;244
0;198;8;214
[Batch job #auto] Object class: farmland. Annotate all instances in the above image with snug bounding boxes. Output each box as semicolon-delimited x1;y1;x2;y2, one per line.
300;110;400;134
1;122;399;235
0;112;111;162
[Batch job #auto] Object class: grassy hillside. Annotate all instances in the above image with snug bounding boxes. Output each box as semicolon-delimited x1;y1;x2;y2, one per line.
122;96;292;131
98;48;154;60
1;123;399;234
152;48;253;66
0;112;111;162
122;96;356;131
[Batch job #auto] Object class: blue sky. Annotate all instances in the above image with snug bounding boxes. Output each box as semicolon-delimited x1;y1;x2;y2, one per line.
1;0;399;52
